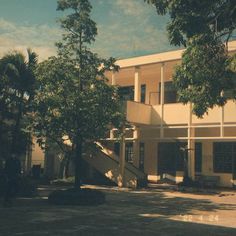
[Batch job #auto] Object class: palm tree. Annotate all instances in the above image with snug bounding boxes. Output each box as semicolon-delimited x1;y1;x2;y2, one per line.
0;49;38;156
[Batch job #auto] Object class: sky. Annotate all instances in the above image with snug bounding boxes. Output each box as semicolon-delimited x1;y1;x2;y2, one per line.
0;0;179;62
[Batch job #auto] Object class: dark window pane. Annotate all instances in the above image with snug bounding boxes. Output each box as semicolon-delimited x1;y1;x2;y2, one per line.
125;142;133;163
195;143;202;172
118;86;134;101
158;81;178;104
114;142;120;157
141;84;146;103
213;142;233;173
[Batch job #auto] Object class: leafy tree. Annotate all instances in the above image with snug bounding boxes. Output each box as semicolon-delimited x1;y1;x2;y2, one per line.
32;0;123;188
174;35;235;116
0;49;38;159
146;0;236;116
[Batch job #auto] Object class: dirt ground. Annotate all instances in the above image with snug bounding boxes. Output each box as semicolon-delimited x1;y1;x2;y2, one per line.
0;184;236;236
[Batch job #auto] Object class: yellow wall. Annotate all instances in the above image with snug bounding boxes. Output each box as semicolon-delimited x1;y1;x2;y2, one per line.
31;140;45;168
144;140;157;177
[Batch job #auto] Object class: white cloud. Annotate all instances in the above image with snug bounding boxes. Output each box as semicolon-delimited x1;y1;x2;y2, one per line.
92;2;174;59
0;18;60;61
114;0;146;16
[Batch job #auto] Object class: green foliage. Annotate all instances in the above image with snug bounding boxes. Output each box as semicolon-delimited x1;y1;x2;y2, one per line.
146;0;236;117
145;0;236;46
31;0;124;188
173;35;235;116
0;49;38;158
0;176;38;197
48;188;105;205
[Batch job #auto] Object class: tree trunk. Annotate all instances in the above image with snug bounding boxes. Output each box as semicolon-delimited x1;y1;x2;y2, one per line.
74;138;83;189
65;157;70;179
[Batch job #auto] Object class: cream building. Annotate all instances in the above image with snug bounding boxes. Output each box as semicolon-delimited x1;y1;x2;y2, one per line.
93;40;236;188
37;40;236;188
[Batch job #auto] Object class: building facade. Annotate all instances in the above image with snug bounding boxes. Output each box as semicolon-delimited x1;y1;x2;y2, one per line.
102;40;236;188
35;40;236;188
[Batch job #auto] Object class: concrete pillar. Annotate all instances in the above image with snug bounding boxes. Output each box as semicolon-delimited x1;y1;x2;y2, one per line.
220;106;224;137
160;63;165;138
111;72;116;140
118;130;126;187
134;66;141;102
133;127;140;168
187;103;195;180
188;135;195;180
110;129;114;140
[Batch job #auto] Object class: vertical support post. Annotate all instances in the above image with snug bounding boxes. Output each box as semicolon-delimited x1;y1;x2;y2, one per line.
134;66;141;102
25;137;33;174
111;71;116;140
118;128;126;187
187;103;195;180
221;106;224;137
110;129;114;140
160;63;165;138
133;127;140;168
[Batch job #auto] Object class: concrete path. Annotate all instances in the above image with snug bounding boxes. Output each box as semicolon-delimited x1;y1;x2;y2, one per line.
0;185;236;236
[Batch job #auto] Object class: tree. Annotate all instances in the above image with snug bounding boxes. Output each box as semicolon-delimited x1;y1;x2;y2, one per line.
0;49;38;159
146;0;236;116
32;0;123;188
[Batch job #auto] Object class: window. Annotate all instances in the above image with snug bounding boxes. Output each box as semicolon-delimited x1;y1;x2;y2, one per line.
224;81;236;99
158;142;202;174
158;81;178;104
118;84;146;103
195;143;202;173
158;142;184;174
141;85;146;103
139;143;145;171
125;142;134;163
118;86;134;101
213;142;235;173
114;142;120;157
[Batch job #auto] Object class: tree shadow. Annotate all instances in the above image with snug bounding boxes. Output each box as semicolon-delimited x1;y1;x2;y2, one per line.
0;185;236;236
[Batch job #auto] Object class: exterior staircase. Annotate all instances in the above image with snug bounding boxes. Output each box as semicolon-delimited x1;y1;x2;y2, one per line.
83;142;147;188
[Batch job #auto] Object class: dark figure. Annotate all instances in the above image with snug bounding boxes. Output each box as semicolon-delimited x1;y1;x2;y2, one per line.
3;154;21;207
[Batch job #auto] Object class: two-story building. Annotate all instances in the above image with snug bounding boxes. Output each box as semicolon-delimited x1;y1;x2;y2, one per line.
90;40;236;188
38;40;236;188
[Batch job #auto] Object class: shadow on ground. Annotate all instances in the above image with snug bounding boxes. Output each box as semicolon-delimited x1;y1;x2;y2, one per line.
0;184;235;236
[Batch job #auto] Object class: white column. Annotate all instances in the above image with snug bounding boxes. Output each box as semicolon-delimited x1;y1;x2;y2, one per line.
187;103;195;180
118;129;126;187
110;129;114;139
220;106;224;137
134;66;141;102
133;127;140;168
160;63;165;138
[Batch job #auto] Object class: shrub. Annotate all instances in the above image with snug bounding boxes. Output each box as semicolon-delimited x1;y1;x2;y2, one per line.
50;177;75;186
18;177;38;197
0;176;38;197
48;188;105;205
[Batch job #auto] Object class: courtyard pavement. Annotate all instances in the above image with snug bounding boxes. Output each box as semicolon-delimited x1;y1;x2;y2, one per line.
0;184;236;236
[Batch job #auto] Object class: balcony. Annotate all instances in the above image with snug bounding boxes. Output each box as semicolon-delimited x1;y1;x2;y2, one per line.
125;100;236;127
126;101;153;125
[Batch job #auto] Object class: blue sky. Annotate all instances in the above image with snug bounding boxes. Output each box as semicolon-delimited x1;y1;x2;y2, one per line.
0;0;178;61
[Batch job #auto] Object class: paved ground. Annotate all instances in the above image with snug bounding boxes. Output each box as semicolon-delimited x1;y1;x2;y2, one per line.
0;184;236;236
